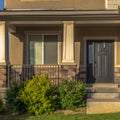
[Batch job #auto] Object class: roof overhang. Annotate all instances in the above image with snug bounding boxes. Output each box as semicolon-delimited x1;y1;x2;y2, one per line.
1;9;120;26
0;9;118;16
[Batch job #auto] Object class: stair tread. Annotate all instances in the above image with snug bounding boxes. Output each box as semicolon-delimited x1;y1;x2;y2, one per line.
87;89;120;93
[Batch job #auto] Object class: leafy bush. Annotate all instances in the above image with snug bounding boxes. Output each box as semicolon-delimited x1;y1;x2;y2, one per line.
58;80;86;110
0;99;5;113
6;83;26;114
19;75;59;115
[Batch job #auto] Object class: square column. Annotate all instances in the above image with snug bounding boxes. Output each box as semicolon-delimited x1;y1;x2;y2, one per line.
0;22;8;87
62;21;75;63
0;22;6;64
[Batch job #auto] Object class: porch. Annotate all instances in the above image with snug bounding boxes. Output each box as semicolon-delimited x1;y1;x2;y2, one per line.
0;9;120;86
0;1;120;115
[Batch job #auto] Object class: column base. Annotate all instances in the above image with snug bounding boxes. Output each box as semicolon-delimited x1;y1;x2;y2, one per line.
62;60;75;64
0;65;7;87
114;67;120;84
60;65;77;81
0;60;6;64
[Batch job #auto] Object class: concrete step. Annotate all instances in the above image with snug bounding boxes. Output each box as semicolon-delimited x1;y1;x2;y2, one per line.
0;88;7;99
0;88;7;92
87;98;120;102
86;84;120;114
87;87;120;93
87;93;120;99
87;83;118;88
87;99;120;114
93;88;120;93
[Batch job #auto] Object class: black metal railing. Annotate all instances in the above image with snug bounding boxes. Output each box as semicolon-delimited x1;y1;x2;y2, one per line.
7;64;61;86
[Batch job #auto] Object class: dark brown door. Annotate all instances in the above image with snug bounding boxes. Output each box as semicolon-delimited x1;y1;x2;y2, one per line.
87;41;114;83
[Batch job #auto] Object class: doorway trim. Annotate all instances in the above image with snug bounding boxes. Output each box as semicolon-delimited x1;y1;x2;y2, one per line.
83;36;118;82
84;36;117;67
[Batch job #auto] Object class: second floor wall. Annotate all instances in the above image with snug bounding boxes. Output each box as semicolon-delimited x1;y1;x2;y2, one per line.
5;0;105;10
4;0;120;10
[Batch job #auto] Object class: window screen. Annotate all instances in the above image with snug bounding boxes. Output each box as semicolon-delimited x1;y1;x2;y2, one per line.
29;35;42;64
29;34;58;64
44;35;58;64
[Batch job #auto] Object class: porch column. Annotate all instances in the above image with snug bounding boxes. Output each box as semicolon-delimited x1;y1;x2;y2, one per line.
0;22;6;64
62;21;75;63
0;22;7;87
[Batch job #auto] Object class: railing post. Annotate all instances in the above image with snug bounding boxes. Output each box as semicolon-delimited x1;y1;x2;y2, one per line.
58;65;60;85
7;63;10;87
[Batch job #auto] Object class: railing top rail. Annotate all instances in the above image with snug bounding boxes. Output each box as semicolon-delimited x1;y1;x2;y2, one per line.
8;64;61;68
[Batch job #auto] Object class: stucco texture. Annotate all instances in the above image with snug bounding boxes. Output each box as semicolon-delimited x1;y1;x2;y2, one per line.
5;0;105;9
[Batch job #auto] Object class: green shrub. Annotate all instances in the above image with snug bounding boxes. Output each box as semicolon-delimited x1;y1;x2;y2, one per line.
19;75;59;115
0;99;5;113
6;83;26;114
58;80;86;110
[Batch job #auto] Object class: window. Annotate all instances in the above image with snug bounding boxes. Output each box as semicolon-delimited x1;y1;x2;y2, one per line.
28;34;58;64
106;0;120;9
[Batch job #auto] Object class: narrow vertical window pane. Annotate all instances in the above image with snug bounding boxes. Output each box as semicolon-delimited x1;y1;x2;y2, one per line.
29;35;42;64
44;35;58;64
88;44;93;64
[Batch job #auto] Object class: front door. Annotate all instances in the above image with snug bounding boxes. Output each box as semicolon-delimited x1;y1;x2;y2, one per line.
87;40;114;83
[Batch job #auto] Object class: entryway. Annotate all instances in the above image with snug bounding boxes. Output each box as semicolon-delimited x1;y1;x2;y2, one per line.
87;40;114;83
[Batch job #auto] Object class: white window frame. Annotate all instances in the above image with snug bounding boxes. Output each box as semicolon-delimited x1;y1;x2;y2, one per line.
105;0;120;9
26;32;60;65
105;0;108;9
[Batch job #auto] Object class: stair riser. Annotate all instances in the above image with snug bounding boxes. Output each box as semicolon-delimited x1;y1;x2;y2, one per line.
0;88;7;99
87;89;120;93
87;93;120;99
87;84;118;88
87;101;120;114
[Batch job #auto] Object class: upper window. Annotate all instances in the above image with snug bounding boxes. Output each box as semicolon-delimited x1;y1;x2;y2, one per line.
106;0;120;9
28;34;58;65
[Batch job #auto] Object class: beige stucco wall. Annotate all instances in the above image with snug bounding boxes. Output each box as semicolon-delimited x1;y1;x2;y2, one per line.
10;33;24;64
5;0;105;9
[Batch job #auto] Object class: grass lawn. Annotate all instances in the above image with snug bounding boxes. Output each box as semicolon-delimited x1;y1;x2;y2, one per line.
0;112;120;120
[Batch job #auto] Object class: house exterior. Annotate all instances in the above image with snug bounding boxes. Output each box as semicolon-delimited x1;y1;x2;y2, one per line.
1;0;120;114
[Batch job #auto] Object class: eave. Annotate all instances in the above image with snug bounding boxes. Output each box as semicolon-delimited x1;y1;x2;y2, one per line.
0;9;120;25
